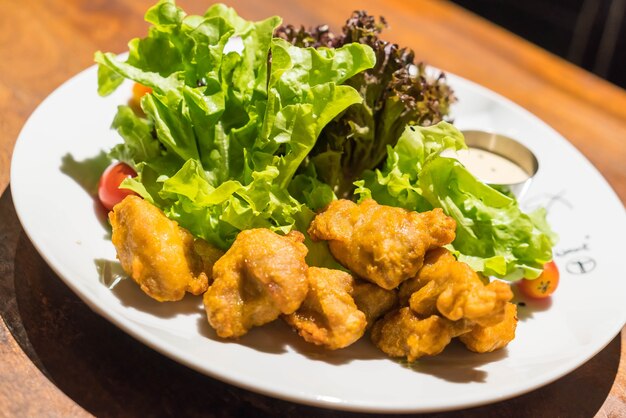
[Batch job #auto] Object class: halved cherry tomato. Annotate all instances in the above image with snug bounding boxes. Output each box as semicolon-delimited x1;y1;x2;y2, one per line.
98;162;138;211
517;260;560;299
132;83;152;101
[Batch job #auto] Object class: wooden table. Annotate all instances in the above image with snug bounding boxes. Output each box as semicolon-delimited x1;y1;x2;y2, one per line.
1;0;625;416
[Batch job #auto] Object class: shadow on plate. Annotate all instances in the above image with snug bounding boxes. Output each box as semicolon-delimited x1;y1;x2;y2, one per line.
60;152;112;237
60;151;111;196
96;258;205;319
204;316;387;364
399;340;508;384
1;187;622;418
511;283;553;322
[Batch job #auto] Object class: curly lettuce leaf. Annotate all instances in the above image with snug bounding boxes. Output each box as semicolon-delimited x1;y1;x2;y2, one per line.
288;166;336;211
257;38;374;188
419;157;554;279
355;122;464;212
108;105;160;166
277;11;455;197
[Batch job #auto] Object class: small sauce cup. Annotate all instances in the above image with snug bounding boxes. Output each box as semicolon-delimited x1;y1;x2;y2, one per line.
443;130;539;200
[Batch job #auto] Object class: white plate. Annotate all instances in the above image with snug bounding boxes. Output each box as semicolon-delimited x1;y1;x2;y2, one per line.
10;65;626;413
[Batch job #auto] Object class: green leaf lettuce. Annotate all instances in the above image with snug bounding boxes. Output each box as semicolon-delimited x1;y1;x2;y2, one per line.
96;0;375;256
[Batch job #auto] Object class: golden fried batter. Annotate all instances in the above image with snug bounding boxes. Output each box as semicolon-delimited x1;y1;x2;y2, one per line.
109;196;217;302
204;229;309;338
351;280;398;328
284;267;366;350
459;303;518;353
401;248;513;327
371;307;471;362
193;239;225;281
308;199;456;290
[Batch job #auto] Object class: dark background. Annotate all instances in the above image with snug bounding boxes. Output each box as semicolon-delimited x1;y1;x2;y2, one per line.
450;0;626;89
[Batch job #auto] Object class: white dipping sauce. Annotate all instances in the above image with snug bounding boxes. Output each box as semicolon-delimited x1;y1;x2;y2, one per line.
442;147;529;184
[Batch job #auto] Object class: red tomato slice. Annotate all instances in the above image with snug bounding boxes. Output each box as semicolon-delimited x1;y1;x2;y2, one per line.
517;260;560;299
98;162;138;211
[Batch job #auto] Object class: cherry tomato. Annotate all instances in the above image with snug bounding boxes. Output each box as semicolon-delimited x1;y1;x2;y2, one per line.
98;162;138;211
517;260;560;299
132;83;152;101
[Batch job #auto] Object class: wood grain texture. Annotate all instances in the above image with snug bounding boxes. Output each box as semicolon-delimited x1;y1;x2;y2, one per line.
0;0;625;417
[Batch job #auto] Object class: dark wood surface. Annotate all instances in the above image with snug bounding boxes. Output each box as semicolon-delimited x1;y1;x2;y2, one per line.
1;0;625;416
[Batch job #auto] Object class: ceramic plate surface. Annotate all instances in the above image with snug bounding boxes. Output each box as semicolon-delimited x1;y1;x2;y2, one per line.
10;65;626;413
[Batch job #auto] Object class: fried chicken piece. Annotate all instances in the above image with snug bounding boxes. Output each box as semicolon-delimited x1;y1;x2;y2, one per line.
401;248;513;327
204;229;309;338
284;267;366;350
193;239;225;281
371;307;471;362
308;199;456;290
351;280;398;328
109;196;219;302
459;303;518;353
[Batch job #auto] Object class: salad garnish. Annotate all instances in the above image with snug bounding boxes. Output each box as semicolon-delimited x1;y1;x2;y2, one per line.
95;0;555;280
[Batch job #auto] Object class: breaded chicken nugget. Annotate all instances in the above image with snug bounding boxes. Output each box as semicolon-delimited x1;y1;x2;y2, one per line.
351;280;398;328
204;229;308;338
109;196;218;302
284;267;366;349
308;199;456;290
401;248;513;327
371;307;471;362
459;302;518;353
